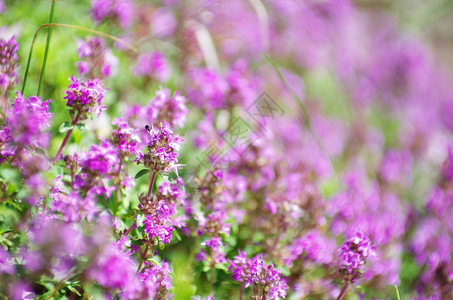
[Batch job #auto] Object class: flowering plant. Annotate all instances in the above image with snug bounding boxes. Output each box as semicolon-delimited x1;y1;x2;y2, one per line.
0;0;453;299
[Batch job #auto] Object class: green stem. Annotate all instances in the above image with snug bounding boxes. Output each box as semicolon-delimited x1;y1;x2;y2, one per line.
21;28;40;94
394;285;400;300
37;0;57;96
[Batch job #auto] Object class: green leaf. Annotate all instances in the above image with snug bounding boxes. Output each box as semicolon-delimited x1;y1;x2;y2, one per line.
66;284;81;296
131;239;144;246
356;284;365;294
135;169;150;179
159;242;165;250
75;123;87;131
59;121;74;133
173;230;182;241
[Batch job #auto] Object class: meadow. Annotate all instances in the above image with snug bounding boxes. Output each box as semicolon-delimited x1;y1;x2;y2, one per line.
1;0;453;299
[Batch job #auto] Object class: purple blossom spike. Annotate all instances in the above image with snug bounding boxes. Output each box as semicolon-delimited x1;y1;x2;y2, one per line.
51;192;98;222
91;0;134;29
88;242;142;299
339;233;376;282
0;35;19;92
228;250;288;299
0;247;14;274
135;122;183;174
196;237;226;265
82;140;120;176
139;194;174;244
150;88;188;128
63;76;107;118
140;261;172;299
112;118;141;156
187;68;229;110
134;52;170;82
7;93;52;148
76;36;118;79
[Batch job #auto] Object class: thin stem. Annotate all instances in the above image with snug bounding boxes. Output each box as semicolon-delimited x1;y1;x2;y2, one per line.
51;111;82;165
137;243;156;273
209;264;215;295
37;0;56;96
147;172;157;197
137;243;150;272
124;221;137;236
21;26;40;94
394;285;400;300
336;282;349;300
238;285;244;300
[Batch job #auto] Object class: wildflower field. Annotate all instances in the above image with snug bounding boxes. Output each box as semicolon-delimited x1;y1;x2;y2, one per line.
1;0;453;299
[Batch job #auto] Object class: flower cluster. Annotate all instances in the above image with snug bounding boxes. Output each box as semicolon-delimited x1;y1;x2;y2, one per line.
68;140;122;196
63;75;107;119
149;88;188;128
134;51;170;82
196;237;226;266
76;36;118;79
6;93;52;148
0;35;19;92
135;122;183;174
140;261;173;299
91;0;134;29
339;233;376;283
138;180;185;244
123;88;188;130
228;250;288;300
111;117;141;156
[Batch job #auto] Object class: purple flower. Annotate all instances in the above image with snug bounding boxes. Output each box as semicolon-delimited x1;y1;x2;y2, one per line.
0;247;14;274
0;35;19;91
82;140;120;176
64;76;107;118
150;8;177;38
149;88;188;128
138;179;186;244
339;233;376;282
197;210;231;237
0;125;13;161
7;93;52;148
9;281;34;300
228;250;288;299
140;261;173;299
51;192;98;222
140;196;175;244
285;230;336;266
67;140;121;196
197;237;226;265
76;37;118;79
379;150;412;185
135;122;183;174
134;52;170;82
88;242;142;298
202;237;223;251
187;68;229;110
21;250;44;272
91;0;134;29
112;118;141;155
